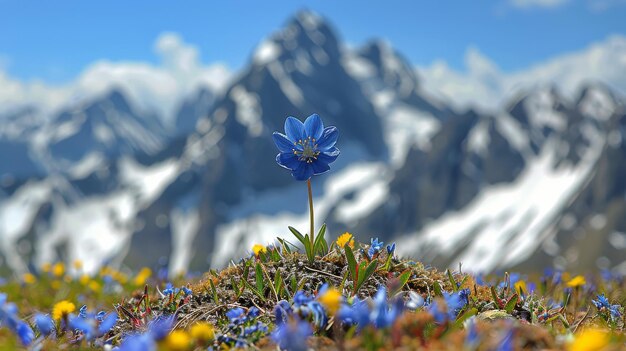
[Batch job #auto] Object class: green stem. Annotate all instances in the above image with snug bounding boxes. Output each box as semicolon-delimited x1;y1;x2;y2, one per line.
307;178;314;252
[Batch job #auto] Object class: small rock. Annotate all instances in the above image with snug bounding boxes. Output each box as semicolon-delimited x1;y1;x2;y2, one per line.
477;310;515;321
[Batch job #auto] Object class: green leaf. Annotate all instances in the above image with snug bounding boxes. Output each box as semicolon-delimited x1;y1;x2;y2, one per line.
290;275;297;294
490;286;503;309
391;270;412;296
288;226;307;246
504;294;518;314
454;307;478;328
303;234;313;262
208;279;218;303
433;281;444;297
356;260;378;292
314;223;327;254
447;270;458;292
274;270;284;299
344;245;357;284
255;263;264;295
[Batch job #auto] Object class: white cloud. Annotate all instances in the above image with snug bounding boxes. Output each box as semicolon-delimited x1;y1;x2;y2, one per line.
0;33;231;124
417;35;626;112
509;0;570;8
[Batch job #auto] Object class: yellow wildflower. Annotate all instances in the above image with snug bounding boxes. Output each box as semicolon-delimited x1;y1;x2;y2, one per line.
133;267;152;286
51;280;61;290
567;275;586;288
88;280;102;293
41;262;52;273
569;329;610;351
514;280;527;295
318;287;342;315
80;274;91;285
52;300;76;321
52;262;65;278
165;330;191;351
252;244;266;256
336;232;354;249
72;259;83;270
22;273;37;284
190;322;215;343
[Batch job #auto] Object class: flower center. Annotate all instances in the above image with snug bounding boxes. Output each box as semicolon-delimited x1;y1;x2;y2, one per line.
293;136;320;163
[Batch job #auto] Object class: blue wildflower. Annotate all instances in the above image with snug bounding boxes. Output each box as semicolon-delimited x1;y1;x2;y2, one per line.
148;315;174;340
497;327;514;351
79;305;88;318
96;310;107;322
226;307;246;325
16;321;34;346
0;294;34;346
367;238;384;259
293;291;313;307
182;287;192;296
34;313;54;337
274;300;293;326
386;243;396;255
69;315;94;340
97;312;118;336
271;318;312;351
162;283;179;296
119;333;156;351
464;317;479;349
593;294;622;321
273;114;340;181
337;298;370;330
248;306;260;318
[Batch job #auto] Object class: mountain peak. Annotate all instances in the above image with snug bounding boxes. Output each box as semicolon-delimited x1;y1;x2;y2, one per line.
251;10;340;68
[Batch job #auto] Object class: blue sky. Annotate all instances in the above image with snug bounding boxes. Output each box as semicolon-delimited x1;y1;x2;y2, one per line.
1;0;625;83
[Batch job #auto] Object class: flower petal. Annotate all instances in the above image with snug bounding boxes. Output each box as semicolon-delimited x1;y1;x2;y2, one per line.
304;114;324;140
318;147;340;164
292;162;314;181
316;126;338;151
285;116;306;142
273;132;296;153
276;152;300;170
312;159;330;175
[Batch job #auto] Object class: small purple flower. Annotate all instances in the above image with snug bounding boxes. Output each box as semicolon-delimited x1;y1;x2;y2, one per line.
273;114;340;181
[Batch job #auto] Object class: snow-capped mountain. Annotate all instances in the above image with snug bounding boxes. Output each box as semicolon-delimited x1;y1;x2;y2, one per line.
1;10;625;276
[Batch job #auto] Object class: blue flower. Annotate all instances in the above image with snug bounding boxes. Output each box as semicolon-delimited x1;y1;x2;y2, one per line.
271;318;312;351
273;114;340;181
465;317;479;348
148;315;174;340
226;307;246;325
97;312;118;336
367;238;384;259
119;333;156;351
386;243;396;255
16;321;34;346
593;294;622;321
34;313;54;337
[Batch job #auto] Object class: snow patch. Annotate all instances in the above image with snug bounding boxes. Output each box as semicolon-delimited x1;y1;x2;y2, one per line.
254;40;281;66
396;133;604;273
384;104;441;164
230;86;263;136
